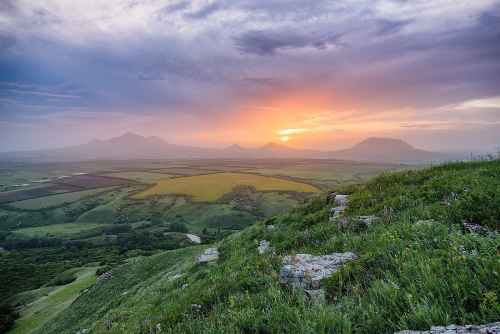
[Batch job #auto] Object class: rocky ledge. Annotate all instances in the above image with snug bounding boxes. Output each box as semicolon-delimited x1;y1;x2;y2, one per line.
395;322;500;334
279;252;357;290
197;247;219;264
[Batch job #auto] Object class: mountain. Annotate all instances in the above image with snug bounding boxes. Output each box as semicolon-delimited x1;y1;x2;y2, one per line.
329;137;453;163
0;133;462;163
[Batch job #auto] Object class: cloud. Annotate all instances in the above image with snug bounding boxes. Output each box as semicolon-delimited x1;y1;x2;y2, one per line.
452;96;500;110
2;0;500;151
184;2;223;19
234;29;342;55
376;19;412;35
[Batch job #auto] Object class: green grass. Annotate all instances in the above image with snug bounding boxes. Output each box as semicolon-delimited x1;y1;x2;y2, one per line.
10;267;97;334
35;160;500;334
13;223;108;238
8;187;118;210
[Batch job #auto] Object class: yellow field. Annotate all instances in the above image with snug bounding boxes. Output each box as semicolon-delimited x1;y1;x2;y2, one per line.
133;172;320;202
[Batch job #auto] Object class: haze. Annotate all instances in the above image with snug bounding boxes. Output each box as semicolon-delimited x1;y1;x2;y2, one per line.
1;0;500;153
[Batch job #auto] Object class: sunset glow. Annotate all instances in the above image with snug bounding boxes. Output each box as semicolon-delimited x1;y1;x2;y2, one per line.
1;1;499;152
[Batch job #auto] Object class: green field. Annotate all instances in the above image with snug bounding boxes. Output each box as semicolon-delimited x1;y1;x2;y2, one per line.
13;223;108;238
103;171;174;183
8;187;118;210
134;172;320;202
9;267;97;334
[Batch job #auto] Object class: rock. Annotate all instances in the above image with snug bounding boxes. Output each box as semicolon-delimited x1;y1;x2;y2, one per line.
357;215;379;226
186;234;201;244
279;252;357;290
197;247;219;263
191;304;202;312
394;322;500;334
266;225;276;231
258;240;271;254
76;329;89;334
458;245;478;257
328;194;350;222
97;271;113;282
334;194;349;207
463;222;489;235
329;206;345;222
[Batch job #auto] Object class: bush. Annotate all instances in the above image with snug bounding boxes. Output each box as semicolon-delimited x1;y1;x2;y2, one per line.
0;303;18;333
168;222;188;233
46;269;78;286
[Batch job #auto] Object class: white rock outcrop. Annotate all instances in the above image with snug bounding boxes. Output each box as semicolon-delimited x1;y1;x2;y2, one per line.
279;252;357;290
257;240;271;254
186;234;201;244
395;322;500;334
197;247;219;264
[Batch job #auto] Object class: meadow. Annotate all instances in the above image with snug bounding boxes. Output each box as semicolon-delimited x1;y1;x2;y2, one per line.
9;187;118;210
9;267;98;334
134;172;320;202
12;223;108;238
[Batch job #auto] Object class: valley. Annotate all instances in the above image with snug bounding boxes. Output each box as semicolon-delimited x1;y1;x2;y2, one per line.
0;158;407;333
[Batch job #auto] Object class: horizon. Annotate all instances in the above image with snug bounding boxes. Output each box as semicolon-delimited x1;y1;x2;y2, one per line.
1;1;500;153
0;131;489;155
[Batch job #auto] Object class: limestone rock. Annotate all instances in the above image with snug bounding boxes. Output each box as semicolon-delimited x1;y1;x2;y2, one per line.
334;194;349;207
357;215;379;226
97;271;112;283
463;222;490;234
186;233;201;244
279;252;357;290
258;240;271;254
197;247;219;263
329;193;350;222
394;322;500;334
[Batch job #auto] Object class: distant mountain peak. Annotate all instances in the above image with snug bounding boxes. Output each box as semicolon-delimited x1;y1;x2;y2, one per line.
225;144;245;150
261;142;289;150
355;137;415;150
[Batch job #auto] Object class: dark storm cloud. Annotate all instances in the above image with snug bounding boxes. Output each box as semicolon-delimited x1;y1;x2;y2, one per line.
156;1;191;20
234;30;342;55
184;2;223;19
376;19;412;35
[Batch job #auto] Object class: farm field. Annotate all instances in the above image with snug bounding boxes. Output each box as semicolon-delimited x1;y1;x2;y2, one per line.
9;186;118;210
9;267;98;334
102;171;174;183
246;160;408;184
151;167;219;176
133;172;320;202
13;223;108;238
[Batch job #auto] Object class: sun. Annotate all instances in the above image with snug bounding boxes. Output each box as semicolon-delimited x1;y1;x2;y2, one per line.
280;136;290;142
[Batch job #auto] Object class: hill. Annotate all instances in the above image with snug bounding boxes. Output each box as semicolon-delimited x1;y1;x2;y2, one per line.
32;160;499;334
0;133;462;163
329;137;453;163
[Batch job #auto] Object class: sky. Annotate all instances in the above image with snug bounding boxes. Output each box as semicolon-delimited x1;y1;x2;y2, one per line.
1;0;500;152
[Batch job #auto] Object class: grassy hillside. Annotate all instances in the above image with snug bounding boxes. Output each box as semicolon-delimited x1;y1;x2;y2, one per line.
34;160;500;333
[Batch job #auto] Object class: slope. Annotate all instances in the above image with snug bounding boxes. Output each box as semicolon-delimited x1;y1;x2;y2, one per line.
36;160;500;334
